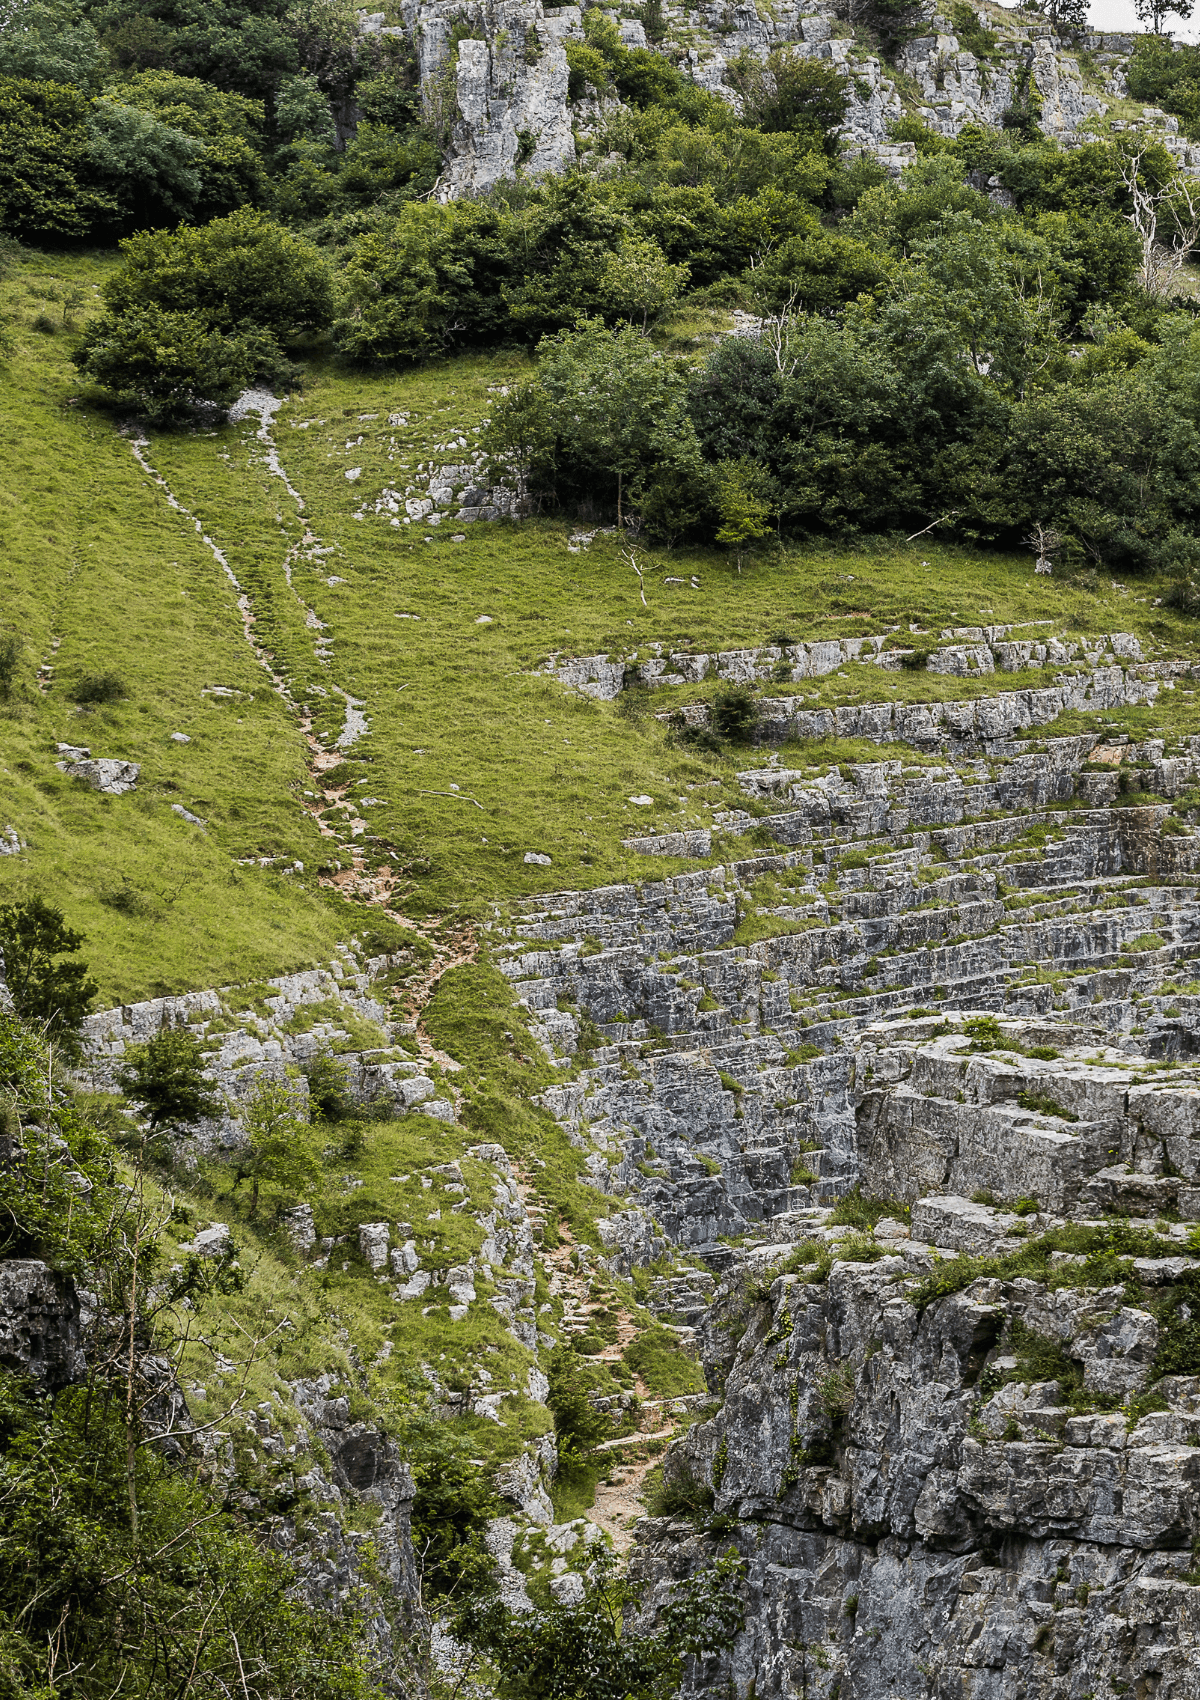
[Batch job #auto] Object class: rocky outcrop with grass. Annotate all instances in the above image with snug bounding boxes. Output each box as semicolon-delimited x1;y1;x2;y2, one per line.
471;635;1200;1695
395;0;1191;196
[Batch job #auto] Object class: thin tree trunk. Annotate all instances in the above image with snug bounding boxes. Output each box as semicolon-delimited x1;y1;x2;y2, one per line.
126;1171;144;1555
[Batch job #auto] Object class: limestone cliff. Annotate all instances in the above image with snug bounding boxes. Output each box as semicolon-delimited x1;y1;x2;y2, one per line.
360;0;1200;197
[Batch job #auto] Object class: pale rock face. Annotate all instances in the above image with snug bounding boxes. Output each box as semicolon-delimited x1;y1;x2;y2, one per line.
625;1250;1200;1696
386;1;1198;202
358;1221;391;1272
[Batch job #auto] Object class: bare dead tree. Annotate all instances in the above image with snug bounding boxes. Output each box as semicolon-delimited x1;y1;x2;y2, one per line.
1117;149;1200;297
1023;521;1064;576
623;546;648;607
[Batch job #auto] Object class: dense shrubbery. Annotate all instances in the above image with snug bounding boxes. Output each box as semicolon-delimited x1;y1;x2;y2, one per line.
11;0;1200;572
0;1010;387;1700
0;0;432;240
72;207;330;413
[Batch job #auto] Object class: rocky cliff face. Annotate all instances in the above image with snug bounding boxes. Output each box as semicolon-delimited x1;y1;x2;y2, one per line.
368;0;1198;198
46;616;1200;1694
482;625;1200;1696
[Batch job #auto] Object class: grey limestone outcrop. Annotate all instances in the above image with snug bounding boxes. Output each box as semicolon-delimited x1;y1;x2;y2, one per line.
483;656;1200;1692
77;944;457;1149
371;0;1196;201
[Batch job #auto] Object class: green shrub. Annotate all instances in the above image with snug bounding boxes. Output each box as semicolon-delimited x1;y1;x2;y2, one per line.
69;670;125;703
710;684;758;743
644;1462;714;1518
622;1324;704;1395
828;1183;911;1228
0;633;20;700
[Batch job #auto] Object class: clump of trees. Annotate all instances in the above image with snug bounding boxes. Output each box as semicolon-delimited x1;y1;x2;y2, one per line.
73;207;331;415
471;134;1200;575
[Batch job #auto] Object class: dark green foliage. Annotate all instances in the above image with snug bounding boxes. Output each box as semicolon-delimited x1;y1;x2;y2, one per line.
73;304;289;419
1150;1270;1200;1379
0;1376;384;1700
233;1080;319;1218
0;1012;114;1265
0;899;97;1057
74;210;327;416
949;2;998;59
116;1025;221;1131
303;1047;355;1121
90;0;301;101
100;208;332;335
395;1408;502;1600
69;670;125;703
546;1344;611;1463
709;685;758;743
0;0;105;86
688;338;780;464
0;1018;381;1700
482;318;702;526
0;634;21;701
727;51;849;155
453;1546;745;1700
644;1463;715;1518
1006;1317;1082;1393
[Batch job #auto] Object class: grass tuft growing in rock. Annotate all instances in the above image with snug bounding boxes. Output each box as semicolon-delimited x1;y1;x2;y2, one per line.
908;1222;1195;1315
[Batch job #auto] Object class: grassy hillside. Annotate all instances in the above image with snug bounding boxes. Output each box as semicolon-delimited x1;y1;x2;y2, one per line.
4;246;1200;1003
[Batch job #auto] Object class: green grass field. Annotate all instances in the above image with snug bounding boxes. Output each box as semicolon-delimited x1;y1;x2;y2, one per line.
5;246;1199;1002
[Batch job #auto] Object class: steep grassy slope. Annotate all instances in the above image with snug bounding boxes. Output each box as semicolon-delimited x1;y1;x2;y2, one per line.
7;249;1200;1006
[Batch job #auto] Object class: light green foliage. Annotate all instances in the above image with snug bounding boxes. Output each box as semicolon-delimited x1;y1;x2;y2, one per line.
6;257;1200;995
484;318;701;527
0;76;115;238
598;232;690;328
908;1221;1195;1314
714;457;774;572
622;1324;705;1395
827;1184;911;1229
237;1078;320;1217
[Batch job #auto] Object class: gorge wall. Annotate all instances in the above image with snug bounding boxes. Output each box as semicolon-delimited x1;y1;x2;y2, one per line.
42;619;1200;1698
359;0;1200;198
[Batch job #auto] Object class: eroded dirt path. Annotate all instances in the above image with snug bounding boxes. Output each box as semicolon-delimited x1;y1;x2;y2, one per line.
129;410;481;1057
